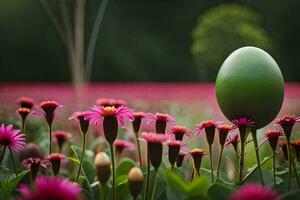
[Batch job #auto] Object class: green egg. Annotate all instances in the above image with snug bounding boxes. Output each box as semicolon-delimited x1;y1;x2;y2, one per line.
215;46;284;129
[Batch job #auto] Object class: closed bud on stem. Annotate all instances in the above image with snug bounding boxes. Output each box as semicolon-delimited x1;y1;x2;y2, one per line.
128;167;144;199
94;152;112;186
47;153;65;176
190;149;206;176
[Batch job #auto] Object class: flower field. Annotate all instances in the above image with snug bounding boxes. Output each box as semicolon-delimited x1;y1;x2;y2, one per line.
1;82;300;200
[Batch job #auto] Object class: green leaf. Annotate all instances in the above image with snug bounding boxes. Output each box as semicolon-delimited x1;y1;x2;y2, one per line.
117;158;136;177
0;169;30;198
71;145;96;200
187;176;209;199
165;171;188;200
207;181;234;200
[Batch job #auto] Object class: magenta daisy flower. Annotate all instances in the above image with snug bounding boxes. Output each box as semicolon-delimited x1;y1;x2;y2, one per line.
140;132;170;169
166;140;186;169
17;108;31;122
21;157;49;180
146;113;175;134
47;153;65;175
18;176;81;200
195;120;222;144
217;124;236;146
17;97;34;109
225;134;239;154
132;112;146;134
39;101;62;126
275;115;300;139
114;139;136;155
265;130;283;151
69;111;90;134
168;125;192;141
0;124;25;152
53;131;71;153
190;148;206;176
85;105;134;144
230;184;279;200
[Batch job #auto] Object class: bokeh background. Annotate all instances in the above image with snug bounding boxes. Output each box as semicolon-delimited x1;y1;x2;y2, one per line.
1;0;300;82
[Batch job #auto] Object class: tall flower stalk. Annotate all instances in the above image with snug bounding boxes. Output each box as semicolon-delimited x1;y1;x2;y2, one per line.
232;117;255;185
275;115;300;190
85;105;133;200
265;130;282;186
216;125;236;180
69;112;90;182
195;120;221;182
139;132;169;200
39;101;62;155
132;112;145;165
251;129;264;185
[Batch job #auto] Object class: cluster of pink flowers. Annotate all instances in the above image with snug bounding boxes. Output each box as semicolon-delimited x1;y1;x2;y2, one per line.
3;96;300;200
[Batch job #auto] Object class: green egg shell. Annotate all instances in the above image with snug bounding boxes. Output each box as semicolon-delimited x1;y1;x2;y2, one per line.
215;46;284;129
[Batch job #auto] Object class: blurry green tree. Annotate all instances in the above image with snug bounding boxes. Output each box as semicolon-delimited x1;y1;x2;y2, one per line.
191;4;272;80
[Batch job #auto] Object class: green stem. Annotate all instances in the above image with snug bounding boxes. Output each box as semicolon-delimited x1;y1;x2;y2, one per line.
209;144;214;182
0;146;6;163
291;152;300;189
272;150;276;186
144;148;150;200
136;134;143;166
8;147;17;175
49;124;52;154
150;170;158;200
239;137;245;186
22;119;26;132
251;129;264;185
216;145;224;180
110;144;116;200
287;139;293;191
76;133;86;182
100;184;106;200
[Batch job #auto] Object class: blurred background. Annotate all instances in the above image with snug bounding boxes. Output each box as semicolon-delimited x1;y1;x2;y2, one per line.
1;0;300;82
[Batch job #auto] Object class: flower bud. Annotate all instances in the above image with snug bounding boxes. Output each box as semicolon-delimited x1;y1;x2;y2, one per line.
94;152;112;185
128;167;143;199
190;148;206;176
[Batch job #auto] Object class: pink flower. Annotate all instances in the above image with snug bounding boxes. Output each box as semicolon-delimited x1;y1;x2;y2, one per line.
85;105;134;128
190;148;206;176
195;120;222;145
47;153;65;175
168;125;192;141
139;132;170;169
225;134;239;154
22;157;49;169
264;130;283;152
217;124;237;146
69;111;90;134
232;117;256;127
114;139;136;154
195;120;222;135
166;140;186;169
132;112;146;134
291;139;300;161
17;97;34;109
0;124;25;152
53;131;71;152
18;176;81;200
39;101;62;126
275;115;300;138
146;113;175;134
230;184;279;200
85;105;134;144
16;108;32;122
21;157;49;180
